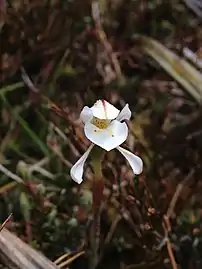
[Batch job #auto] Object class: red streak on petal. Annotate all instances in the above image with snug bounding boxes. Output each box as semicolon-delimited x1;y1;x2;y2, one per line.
101;99;107;119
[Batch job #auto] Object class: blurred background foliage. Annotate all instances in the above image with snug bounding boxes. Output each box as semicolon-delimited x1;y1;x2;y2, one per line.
0;0;202;268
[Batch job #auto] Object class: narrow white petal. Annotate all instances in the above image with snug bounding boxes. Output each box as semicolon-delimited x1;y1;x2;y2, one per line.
116;104;132;121
117;146;143;175
84;120;128;151
80;106;93;123
91;100;120;120
70;144;94;184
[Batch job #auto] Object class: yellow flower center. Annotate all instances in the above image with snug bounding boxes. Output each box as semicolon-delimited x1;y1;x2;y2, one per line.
91;117;110;129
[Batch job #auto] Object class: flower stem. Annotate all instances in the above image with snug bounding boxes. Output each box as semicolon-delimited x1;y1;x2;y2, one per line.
89;146;104;269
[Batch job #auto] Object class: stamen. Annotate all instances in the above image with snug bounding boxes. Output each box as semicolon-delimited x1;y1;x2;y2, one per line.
91;117;110;129
109;129;114;137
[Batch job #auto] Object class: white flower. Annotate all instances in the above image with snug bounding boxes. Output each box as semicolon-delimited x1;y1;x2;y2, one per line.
70;100;143;184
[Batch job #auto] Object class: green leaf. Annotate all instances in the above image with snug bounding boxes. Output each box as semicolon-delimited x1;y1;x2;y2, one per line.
134;35;202;103
0;82;24;95
20;192;31;221
0;94;50;156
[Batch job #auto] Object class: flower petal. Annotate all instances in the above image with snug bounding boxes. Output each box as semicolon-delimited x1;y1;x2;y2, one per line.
80;106;93;123
117;146;143;175
70;144;94;184
91;100;120;120
116;104;131;121
84;120;128;151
